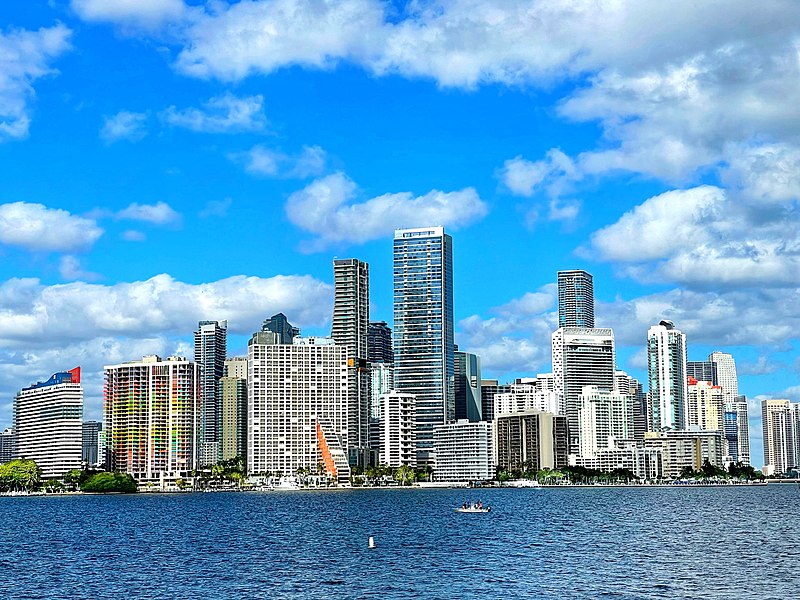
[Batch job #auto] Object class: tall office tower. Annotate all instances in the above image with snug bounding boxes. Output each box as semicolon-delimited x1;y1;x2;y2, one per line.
480;380;499;423
709;351;739;403
105;356;199;481
375;391;417;467
731;395;750;465
686;361;717;385
552;327;616;452
762;399;797;475
261;312;300;344
433;420;492;482
647;320;688;431
557;269;595;329
454;351;482;422
0;427;14;464
219;357;247;462
14;368;83;479
723;409;739;461
686;379;725;432
81;421;103;467
331;258;370;467
195;320;227;466
577;386;634;457
393;226;455;466
493;410;569;473
248;334;350;484
368;321;394;364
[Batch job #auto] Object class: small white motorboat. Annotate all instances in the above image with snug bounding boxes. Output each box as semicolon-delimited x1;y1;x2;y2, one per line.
455;504;491;513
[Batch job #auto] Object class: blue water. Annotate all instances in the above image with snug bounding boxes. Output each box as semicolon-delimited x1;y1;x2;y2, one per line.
2;486;799;599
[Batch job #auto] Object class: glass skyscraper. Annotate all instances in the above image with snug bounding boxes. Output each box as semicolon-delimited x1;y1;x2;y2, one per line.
195;320;227;466
393;226;454;466
557;270;595;329
647;320;688;431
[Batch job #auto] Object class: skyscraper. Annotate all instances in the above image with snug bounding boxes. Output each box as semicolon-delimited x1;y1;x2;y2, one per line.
104;355;199;482
247;334;350;484
761;399;797;475
331;258;370;466
82;421;103;467
14;368;83;479
219;357;247;463
686;360;717;384
368;321;394;364
375;391;416;468
647;320;688;431
454;350;482;422
552;327;616;451
261;313;300;344
557;269;595;329
732;395;750;465
686;379;724;432
577;385;634;457
195;319;227;466
709;351;739;403
393;226;455;466
0;428;14;464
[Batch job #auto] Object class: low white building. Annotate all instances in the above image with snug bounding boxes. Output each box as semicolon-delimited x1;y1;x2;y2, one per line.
643;428;726;480
571;441;662;480
374;391;416;467
433;420;492;482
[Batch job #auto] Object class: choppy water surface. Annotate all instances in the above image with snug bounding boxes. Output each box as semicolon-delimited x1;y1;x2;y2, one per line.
2;485;799;599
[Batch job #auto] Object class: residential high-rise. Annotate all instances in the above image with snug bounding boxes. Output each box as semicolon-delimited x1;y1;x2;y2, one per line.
732;395;750;465
81;421;103;467
643;429;726;480
493;410;568;473
647;320;688;431
195;319;227;466
375;391;416;467
686;361;717;385
367;321;393;364
552;327;616;452
104;356;199;482
762;399;797;475
709;351;739;403
219;357;247;462
14;368;83;480
480;380;500;424
557;269;595;329
368;362;394;455
261;313;299;344
433;420;492;482
724;408;739;462
331;258;370;466
493;383;559;417
393;226;455;466
577;386;634;457
0;428;14;464
686;379;725;432
615;370;648;440
454;351;482;422
248;334;350;484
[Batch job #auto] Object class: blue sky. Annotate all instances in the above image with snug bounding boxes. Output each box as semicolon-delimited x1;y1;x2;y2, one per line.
2;1;800;467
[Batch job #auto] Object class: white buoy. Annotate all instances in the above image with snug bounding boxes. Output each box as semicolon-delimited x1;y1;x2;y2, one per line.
368;536;376;549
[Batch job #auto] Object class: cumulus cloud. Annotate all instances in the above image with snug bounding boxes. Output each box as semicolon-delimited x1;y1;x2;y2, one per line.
285;172;488;250
232;144;327;178
0;24;72;141
0;202;103;252
71;0;185;29
59;255;101;282
162;93;267;133
100;110;148;143
116;201;181;226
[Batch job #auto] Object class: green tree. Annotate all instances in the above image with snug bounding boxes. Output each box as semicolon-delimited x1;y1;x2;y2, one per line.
394;464;416;486
0;459;41;492
81;472;137;493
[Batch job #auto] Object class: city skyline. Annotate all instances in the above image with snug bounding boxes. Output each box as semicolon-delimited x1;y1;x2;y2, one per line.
2;2;800;471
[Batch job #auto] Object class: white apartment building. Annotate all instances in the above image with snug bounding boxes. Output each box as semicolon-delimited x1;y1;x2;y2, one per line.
14;368;83;479
687;379;725;432
248;335;350;484
709;351;739;403
577;386;634;457
433;420;492;482
494;384;560;418
762;399;799;475
643;429;726;480
571;440;662;480
104;356;199;481
647;320;688;431
375;391;416;467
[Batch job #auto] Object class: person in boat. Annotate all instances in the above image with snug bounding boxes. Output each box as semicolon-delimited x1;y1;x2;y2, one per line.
462;501;468;509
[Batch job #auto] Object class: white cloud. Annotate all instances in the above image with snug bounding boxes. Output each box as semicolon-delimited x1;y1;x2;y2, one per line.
162;93;267;133
232;144;327;178
175;0;385;80
0;273;333;346
71;0;185;29
100;110;148;143
59;255;100;282
0;24;72;141
198;198;232;219
120;229;146;242
285;172;488;249
116;201;181;225
0;202;103;252
739;356;781;376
